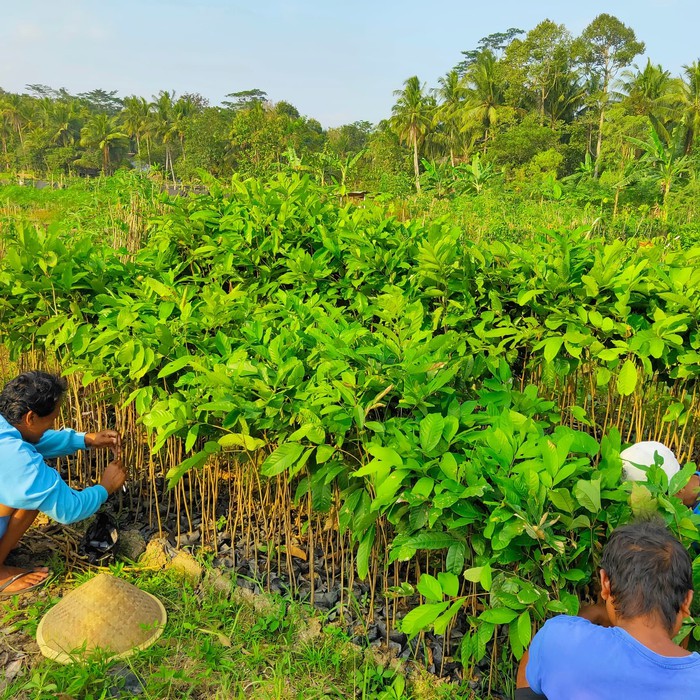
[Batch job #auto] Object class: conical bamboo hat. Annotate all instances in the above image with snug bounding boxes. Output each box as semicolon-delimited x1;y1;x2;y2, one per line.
36;573;167;664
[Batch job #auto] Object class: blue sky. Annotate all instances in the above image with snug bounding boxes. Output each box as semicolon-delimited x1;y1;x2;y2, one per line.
0;0;697;127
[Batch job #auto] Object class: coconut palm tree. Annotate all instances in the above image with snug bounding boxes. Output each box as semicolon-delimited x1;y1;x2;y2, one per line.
463;50;506;153
619;59;674;118
121;96;151;163
390;76;433;193
151;91;178;182
675;61;700;154
80;113;128;173
46;100;82;147
433;70;467;166
0;93;30;146
545;70;585;125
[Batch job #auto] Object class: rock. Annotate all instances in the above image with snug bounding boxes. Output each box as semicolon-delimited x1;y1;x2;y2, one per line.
167;550;203;584
204;571;232;597
118;529;147;561
297;618;322;644
139;538;170;570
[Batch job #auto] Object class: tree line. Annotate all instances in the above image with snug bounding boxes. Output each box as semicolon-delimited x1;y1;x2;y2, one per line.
1;13;699;205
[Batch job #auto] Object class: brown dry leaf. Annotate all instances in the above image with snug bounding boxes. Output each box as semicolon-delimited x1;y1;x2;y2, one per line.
3;657;23;683
286;544;307;561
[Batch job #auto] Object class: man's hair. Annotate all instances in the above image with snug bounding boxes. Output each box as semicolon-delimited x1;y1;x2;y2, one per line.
601;520;692;634
0;371;67;425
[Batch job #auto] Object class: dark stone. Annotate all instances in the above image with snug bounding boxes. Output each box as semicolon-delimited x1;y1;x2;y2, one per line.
108;665;145;696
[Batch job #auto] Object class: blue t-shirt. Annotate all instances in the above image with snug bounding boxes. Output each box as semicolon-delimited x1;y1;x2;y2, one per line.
526;615;700;700
0;414;108;524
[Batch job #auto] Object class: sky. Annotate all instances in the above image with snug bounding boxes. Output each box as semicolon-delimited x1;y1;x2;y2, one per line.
0;0;698;128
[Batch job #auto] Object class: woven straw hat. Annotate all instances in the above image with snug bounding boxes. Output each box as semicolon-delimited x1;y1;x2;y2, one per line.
620;441;681;482
36;574;167;664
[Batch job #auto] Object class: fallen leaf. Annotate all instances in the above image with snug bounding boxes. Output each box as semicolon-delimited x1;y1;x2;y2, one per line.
286;545;307;561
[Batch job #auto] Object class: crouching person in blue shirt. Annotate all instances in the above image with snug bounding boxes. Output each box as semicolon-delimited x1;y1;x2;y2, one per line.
516;520;700;699
0;371;126;596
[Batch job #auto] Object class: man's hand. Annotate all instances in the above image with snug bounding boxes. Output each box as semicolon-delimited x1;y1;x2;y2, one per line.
100;459;127;495
85;430;121;456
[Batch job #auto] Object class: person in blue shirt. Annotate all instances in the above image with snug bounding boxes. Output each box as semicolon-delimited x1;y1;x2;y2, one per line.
516;520;700;699
0;371;126;596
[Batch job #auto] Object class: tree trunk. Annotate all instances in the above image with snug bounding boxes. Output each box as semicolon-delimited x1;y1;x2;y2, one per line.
450;147;455;168
103;144;109;174
593;103;606;178
413;130;421;194
594;64;611;179
540;85;546;126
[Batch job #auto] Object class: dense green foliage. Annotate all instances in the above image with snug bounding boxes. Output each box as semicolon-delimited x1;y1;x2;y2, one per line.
2;174;700;685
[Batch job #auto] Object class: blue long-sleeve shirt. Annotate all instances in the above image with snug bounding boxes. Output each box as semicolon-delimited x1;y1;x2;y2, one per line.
0;414;108;524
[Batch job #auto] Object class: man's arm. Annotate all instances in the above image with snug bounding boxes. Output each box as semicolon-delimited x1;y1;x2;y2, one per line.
517;649;531;688
4;442;124;524
36;428;120;459
35;428;86;459
516;650;547;698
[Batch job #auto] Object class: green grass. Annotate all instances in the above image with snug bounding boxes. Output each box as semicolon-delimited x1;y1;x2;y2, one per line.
0;566;466;700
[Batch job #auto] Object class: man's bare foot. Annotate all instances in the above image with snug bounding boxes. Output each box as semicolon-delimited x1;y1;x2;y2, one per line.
0;565;49;594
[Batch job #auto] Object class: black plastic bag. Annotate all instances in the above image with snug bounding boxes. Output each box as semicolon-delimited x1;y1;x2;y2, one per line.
79;512;119;564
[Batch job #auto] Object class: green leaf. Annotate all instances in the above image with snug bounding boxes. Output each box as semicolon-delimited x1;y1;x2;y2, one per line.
315;444;336;463
517;289;544;305
617;359;638;396
260;443;305;477
669;462;696;496
437;572;460;598
400;601;450;638
440;453;459;481
573;478;601;513
218;433;265;450
356;527;376;581
543;337;564;363
446;543;466;575
412;476;434;498
366;444;403;468
630;481;658;517
417;574;443;602
463;564;492;591
433;599;463;636
157;355;191;379
479;607;518;624
517;610;532;648
372;470;408;509
420;414;445;452
166;450;209;488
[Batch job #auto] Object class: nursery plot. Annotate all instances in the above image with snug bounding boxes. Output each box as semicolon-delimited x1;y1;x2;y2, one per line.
2;174;700;696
